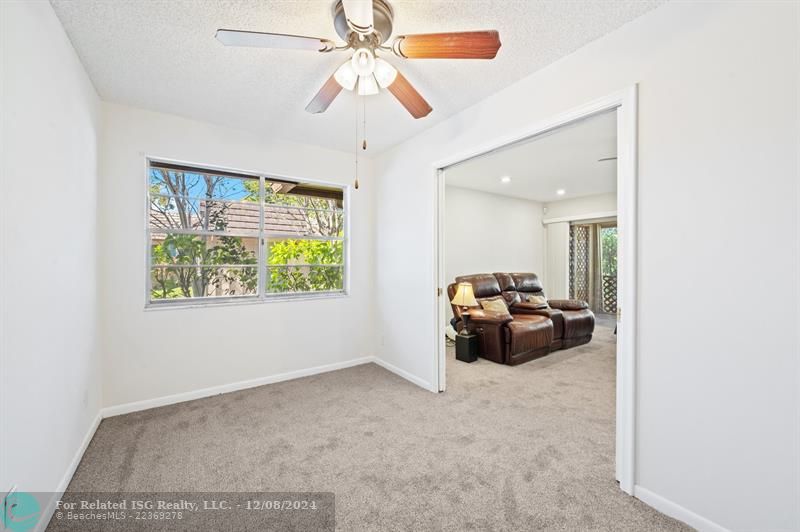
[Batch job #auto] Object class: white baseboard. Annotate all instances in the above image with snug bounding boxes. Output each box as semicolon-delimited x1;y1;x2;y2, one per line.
634;485;730;532
101;356;376;418
372;357;436;392
35;412;102;532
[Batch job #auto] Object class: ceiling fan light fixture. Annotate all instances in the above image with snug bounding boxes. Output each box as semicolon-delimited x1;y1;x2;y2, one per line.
373;58;398;88
357;74;379;95
218;2;501;120
334;61;358;91
351;48;376;76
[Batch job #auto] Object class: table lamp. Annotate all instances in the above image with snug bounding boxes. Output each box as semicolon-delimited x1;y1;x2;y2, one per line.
450;282;478;336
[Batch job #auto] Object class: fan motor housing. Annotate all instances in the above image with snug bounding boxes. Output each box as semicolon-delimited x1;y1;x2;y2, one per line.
332;0;395;45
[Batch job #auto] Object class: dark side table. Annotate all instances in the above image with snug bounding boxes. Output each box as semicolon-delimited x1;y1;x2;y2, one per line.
455;333;479;363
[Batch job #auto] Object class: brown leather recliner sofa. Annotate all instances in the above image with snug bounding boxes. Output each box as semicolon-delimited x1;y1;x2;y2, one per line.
448;272;595;366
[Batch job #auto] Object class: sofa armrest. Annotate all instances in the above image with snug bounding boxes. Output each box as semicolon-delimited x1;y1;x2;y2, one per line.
510;302;549;314
510;307;551;319
548;299;589;311
465;310;511;364
467;309;513;326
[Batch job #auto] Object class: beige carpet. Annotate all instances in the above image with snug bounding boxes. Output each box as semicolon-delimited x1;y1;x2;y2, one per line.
55;319;690;531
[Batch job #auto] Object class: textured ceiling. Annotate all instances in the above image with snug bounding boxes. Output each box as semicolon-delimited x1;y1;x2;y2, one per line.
445;110;617;203
50;0;664;154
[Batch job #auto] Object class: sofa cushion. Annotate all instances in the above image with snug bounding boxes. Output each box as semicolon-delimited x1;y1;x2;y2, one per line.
510;272;545;293
507;316;553;356
493;272;516;291
502;291;521;306
456;273;501;298
515;307;565;340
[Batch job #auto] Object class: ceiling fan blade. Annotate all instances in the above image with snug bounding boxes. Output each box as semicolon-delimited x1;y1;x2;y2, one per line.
342;0;374;34
387;70;432;119
305;73;343;114
215;29;333;52
392;30;501;59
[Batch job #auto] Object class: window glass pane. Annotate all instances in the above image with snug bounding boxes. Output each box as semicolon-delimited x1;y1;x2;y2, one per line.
149;199;260;235
149;167;257;201
264;204;343;237
150;233;259;301
266;265;344;294
266;239;344;293
150;233;258;266
151;266;258;300
263;181;343;237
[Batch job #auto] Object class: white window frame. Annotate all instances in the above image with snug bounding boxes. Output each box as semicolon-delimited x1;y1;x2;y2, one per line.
144;157;350;309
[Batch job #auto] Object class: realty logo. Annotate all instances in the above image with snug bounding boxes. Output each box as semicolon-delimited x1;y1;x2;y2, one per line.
4;492;40;532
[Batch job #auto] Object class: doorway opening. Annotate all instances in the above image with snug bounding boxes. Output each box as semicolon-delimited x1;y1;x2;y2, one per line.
433;88;637;494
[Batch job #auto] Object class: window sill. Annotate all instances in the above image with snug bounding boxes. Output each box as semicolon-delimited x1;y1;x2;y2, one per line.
144;291;349;311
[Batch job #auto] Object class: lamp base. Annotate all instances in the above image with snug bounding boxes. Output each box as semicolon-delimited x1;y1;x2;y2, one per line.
459;307;471;335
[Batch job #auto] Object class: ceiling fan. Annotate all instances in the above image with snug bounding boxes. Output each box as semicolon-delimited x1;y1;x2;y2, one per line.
215;0;502;119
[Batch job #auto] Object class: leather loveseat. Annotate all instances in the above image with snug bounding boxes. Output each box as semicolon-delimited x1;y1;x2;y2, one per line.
448;272;595;365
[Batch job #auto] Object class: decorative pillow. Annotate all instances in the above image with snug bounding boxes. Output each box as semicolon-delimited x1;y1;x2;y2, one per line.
479;297;509;314
524;294;548;306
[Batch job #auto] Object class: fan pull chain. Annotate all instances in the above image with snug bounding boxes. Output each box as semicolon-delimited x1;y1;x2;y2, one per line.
362;97;367;151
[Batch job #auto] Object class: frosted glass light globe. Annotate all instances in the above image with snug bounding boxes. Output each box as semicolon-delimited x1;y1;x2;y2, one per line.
334;61;358;91
358;75;379;96
373;58;397;88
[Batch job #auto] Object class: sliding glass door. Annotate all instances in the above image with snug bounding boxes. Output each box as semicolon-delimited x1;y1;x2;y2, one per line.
599;225;618;314
569;221;617;315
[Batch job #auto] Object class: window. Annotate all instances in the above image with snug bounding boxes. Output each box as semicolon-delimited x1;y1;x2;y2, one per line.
147;160;347;306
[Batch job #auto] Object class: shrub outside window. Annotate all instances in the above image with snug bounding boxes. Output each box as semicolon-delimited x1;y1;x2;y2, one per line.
147;160;347;305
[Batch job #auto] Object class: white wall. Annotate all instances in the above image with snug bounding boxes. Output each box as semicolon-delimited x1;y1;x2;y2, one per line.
444;186;543;287
0;0;101;501
375;2;799;530
98;103;376;408
544;192;617;220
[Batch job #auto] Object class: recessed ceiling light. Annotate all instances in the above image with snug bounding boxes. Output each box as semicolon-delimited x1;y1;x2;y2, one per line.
556;189;566;196
500;176;512;184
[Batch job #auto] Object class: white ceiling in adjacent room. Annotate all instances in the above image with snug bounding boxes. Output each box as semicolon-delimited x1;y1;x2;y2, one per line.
50;0;663;154
445;110;617;202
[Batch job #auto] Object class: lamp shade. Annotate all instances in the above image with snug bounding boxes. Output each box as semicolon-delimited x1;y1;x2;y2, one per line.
450;282;478;307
